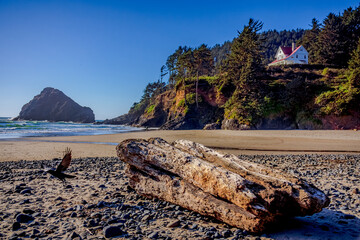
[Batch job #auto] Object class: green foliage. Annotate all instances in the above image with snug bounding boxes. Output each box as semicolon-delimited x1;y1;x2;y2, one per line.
295;6;360;67
223;91;261;125
145;104;156;114
141;81;166;103
322;68;329;76
316;13;347;66
348;68;360;88
211;41;232;72
349;38;360;71
177;99;185;108
315;86;358;115
222;18;266;125
193;44;214;76
297;18;321;64
129;101;147;116
225;19;264;87
261;96;285;117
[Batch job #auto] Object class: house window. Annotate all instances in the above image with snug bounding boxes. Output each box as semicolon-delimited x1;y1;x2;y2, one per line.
296;55;298;58
304;55;306;59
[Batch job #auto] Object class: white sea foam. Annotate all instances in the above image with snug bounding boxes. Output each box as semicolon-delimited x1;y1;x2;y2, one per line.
0;118;142;139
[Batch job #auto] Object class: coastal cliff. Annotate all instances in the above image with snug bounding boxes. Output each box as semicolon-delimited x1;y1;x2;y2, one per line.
15;87;95;123
103;66;360;130
104;7;360;130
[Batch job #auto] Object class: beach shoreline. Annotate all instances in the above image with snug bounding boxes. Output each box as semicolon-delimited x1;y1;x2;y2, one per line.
1;129;359;239
0;129;359;162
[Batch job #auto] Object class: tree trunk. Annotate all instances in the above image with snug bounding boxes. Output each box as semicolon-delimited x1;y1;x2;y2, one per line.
196;72;199;108
183;77;187;106
117;138;330;233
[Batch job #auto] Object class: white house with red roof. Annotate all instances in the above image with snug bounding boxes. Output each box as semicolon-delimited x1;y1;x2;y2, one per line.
268;43;308;66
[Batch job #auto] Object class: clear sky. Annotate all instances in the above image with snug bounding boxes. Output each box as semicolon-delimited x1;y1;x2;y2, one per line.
0;0;359;120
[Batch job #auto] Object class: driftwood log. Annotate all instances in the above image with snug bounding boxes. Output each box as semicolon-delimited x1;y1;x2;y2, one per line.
116;138;329;232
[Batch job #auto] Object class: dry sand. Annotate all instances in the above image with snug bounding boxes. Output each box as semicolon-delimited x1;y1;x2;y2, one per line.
0;130;359;162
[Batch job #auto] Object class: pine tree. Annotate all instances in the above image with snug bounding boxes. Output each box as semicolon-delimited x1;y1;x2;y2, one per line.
316;13;347;66
193;44;214;107
223;18;265;126
176;47;194;105
342;6;360;64
348;38;360;88
298;18;321;63
226;19;264;89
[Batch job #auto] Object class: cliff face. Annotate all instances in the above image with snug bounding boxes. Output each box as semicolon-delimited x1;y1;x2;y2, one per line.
15;87;95;123
104;80;225;130
104;67;360;130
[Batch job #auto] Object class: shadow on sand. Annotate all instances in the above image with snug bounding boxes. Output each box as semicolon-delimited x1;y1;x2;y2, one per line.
265;209;360;240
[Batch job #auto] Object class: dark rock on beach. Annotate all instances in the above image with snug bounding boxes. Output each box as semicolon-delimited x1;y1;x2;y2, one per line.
16;214;34;223
14;87;95;123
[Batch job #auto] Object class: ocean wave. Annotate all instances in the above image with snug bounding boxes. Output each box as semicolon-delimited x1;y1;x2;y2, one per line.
0;119;142;138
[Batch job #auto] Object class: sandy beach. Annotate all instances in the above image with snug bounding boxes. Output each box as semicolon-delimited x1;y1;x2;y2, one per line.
0;130;359;162
0;130;359;239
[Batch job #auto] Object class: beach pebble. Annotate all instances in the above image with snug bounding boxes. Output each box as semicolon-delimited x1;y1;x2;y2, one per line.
75;205;84;211
12;222;21;231
20;188;32;194
22;208;35;215
97;201;106;208
148;231;159;239
16;213;34;223
55;197;64;201
66;231;82;240
20;199;30;205
167;220;181;228
103;224;126;238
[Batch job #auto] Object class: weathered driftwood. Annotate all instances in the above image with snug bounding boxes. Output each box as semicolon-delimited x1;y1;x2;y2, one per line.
116;138;329;233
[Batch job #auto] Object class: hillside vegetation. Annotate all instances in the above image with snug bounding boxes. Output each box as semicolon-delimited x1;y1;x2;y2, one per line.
104;5;360;130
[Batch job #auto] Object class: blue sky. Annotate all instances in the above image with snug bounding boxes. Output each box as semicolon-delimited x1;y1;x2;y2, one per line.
0;0;359;120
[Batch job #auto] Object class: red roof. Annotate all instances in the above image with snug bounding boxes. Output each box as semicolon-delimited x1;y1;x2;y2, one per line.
280;47;293;55
270;46;302;64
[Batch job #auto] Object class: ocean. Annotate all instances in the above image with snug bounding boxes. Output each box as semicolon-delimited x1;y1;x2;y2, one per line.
0;117;142;139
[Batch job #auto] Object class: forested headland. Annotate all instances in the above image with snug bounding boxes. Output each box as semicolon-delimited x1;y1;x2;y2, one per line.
104;5;360;130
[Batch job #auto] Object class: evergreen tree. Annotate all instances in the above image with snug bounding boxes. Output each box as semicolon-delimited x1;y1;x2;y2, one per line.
316;13;347;66
176;47;194;105
348;38;360;88
223;18;265;126
342;6;360;64
211;41;232;72
298;18;321;63
193;44;213;107
166;46;184;87
226;18;264;89
160;65;167;83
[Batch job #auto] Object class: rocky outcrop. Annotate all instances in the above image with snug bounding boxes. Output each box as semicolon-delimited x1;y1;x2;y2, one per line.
15;87;95;123
221;119;251;130
203;122;221;130
117;138;330;233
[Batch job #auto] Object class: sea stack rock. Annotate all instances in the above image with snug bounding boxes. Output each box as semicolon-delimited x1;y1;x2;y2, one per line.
15;87;95;123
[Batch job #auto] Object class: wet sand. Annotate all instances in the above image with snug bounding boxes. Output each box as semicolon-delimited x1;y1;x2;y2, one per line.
0;130;359;162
